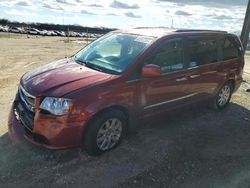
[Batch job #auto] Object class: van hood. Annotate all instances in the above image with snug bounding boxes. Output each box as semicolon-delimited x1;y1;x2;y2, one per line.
21;58;113;97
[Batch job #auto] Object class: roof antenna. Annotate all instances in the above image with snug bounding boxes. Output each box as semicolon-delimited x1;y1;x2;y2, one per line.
60;0;68;61
171;19;174;29
62;7;69;62
64;28;69;61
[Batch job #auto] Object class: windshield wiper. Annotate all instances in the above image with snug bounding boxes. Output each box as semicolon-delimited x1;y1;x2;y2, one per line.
74;57;88;66
75;58;103;72
86;63;103;72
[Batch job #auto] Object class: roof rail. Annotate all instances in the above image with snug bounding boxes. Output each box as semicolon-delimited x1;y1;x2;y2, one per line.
134;26;171;29
175;29;227;33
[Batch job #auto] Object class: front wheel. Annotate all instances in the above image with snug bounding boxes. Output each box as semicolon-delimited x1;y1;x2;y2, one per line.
211;82;233;110
83;110;127;155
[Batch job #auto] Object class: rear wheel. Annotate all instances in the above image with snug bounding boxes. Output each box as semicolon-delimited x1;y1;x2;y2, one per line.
210;82;233;110
83;110;127;155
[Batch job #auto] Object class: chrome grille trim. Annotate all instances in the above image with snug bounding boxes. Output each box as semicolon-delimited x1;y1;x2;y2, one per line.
18;85;35;112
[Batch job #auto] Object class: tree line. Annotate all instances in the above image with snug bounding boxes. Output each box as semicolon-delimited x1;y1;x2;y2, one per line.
0;18;115;34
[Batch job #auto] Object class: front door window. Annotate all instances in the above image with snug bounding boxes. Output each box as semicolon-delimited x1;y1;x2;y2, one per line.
146;39;184;74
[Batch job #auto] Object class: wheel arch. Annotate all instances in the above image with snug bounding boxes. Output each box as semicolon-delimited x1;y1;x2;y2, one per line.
215;78;236;95
82;105;131;141
227;79;236;91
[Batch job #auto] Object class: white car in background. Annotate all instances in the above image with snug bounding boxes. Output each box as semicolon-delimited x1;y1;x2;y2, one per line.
26;28;40;35
48;30;57;36
0;25;9;32
9;27;22;33
38;30;48;36
55;31;66;36
42;30;51;36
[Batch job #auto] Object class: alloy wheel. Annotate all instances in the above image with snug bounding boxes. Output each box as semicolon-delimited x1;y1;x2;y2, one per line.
217;84;231;107
96;118;123;151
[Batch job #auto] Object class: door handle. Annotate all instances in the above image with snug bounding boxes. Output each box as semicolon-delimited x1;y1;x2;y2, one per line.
190;74;200;78
176;76;187;82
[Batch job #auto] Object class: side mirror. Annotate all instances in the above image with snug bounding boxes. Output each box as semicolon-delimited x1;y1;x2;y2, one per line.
142;64;161;77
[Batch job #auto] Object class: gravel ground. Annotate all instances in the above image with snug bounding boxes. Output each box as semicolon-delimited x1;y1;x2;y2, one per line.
117;75;250;188
0;76;249;188
0;32;250;188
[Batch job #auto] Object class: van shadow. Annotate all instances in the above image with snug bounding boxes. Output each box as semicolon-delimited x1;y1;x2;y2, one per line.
1;102;250;188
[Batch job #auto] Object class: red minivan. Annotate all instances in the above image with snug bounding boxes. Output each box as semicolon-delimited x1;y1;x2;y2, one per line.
8;28;244;155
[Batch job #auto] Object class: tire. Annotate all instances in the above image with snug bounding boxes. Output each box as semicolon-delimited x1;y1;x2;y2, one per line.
210;82;233;110
83;110;127;155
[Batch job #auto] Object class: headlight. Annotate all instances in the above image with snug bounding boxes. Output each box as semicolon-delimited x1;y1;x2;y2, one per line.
40;97;73;115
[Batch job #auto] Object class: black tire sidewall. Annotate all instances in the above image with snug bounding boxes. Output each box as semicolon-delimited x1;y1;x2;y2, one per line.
83;110;127;155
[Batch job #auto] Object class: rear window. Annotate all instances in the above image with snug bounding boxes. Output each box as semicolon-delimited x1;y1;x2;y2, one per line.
188;38;218;67
221;36;241;60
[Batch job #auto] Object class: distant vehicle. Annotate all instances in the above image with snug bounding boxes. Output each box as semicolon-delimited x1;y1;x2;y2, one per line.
38;30;47;36
42;30;51;36
95;34;103;38
81;32;88;38
60;31;66;37
27;28;40;35
78;32;88;37
55;31;66;37
0;25;9;32
75;32;82;37
69;31;77;37
54;31;60;35
48;30;57;36
9;28;244;155
43;30;52;36
9;27;22;33
89;33;97;38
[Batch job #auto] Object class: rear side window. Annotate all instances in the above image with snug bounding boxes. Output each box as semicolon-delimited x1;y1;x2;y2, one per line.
146;39;184;74
221;37;240;60
188;38;218;67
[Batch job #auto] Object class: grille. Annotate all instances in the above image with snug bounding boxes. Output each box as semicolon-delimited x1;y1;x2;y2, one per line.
15;85;35;131
18;85;35;112
15;104;34;131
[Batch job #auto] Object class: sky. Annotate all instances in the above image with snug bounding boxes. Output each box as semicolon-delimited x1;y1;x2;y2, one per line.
0;0;248;32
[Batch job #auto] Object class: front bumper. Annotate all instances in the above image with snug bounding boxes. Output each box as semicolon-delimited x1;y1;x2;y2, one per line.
8;100;87;150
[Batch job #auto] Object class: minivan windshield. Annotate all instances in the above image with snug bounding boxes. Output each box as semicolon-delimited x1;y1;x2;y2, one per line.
73;32;156;74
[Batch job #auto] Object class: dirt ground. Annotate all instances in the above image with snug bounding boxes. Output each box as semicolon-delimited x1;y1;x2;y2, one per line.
0;32;250;188
0;32;85;135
